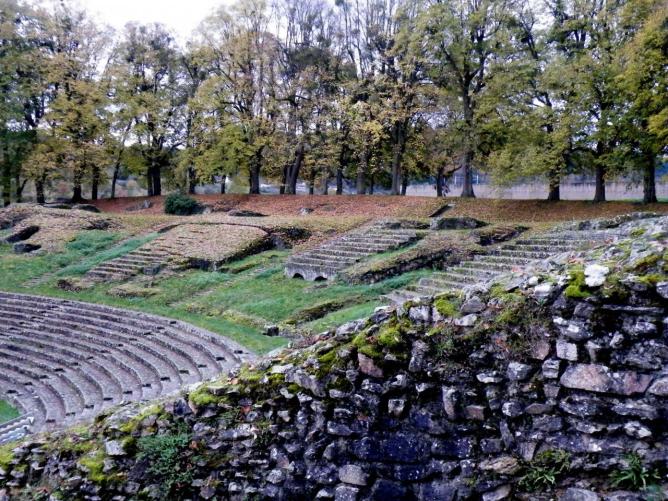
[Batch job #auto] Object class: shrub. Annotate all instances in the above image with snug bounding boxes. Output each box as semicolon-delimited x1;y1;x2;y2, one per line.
164;193;200;215
136;428;194;498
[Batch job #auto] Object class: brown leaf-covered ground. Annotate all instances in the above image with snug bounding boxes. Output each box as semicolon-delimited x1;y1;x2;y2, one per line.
91;194;448;218
0;205;121;251
443;198;668;223
92;194;667;223
150;223;269;263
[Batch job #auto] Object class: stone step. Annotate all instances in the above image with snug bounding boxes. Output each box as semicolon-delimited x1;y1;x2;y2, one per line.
4;312;189;390
4;330;129;398
286;256;352;270
339;235;411;246
0;295;243;370
459;261;509;273
92;262;144;272
306;249;369;260
501;243;578;253
0;362;70;424
0;291;250;436
110;256;162;266
447;266;499;279
426;271;482;285
321;241;393;253
514;238;592;247
473;255;536;266
4;321;146;398
382;289;424;304
0;343;108;403
490;249;553;259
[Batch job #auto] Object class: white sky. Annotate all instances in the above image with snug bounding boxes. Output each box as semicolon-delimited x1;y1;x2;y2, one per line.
78;0;234;42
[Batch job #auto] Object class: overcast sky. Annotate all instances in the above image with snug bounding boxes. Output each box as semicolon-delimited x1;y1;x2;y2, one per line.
78;0;234;42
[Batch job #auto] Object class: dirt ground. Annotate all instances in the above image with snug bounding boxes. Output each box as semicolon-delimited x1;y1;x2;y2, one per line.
92;194;668;224
91;194;448;218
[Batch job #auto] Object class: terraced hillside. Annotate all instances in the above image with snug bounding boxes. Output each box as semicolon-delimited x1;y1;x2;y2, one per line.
285;221;421;281
86;223;269;281
0;292;252;444
386;228;618;303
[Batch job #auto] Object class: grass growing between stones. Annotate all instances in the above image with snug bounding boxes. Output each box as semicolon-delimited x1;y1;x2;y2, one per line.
0;400;19;424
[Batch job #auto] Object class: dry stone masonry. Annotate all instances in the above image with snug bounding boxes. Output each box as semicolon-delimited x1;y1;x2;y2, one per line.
1;213;666;500
285;221;420;281
0;292;252;444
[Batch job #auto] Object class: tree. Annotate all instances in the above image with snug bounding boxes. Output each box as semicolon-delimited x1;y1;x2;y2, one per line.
0;0;48;205
24;2;110;202
415;0;514;198
197;0;280;195
111;22;183;197
614;0;667;203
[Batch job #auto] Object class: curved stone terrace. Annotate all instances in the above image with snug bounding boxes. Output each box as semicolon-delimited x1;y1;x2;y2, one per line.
0;292;254;442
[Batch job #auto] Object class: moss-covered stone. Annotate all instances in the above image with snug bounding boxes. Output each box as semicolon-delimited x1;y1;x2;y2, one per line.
564;268;591;299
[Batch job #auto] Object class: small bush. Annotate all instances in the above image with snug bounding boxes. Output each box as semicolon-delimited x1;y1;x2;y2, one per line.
136;427;194;498
164;193;200;215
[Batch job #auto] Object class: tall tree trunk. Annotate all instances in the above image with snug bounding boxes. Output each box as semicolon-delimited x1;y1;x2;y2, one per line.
547;167;560;201
72;164;84;203
146;166;153;197
279;165;287;194
593;164;606;202
460;93;476;198
336;167;343;195
436;166;444;197
152;166;161;197
35;178;45;204
460;149;476;198
72;182;83;203
188;167;196;195
336;143;346;195
368;173;375;195
356;150;368;195
249;152;261;195
401;175;408;196
643;154;657;204
390;123;406;196
220;175;226;194
111;122;131;200
16;179;26;203
321;176;329;195
91;165;99;201
111;160;120;199
1;140;10;207
286;143;304;195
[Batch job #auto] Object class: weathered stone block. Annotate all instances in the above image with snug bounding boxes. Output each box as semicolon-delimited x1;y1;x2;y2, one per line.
338;465;368;486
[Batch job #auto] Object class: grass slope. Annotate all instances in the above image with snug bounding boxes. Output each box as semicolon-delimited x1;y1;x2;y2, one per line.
0;233;427;354
0;400;19;424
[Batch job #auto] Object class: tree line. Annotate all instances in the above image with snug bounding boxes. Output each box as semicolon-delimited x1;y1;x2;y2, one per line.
0;0;666;205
